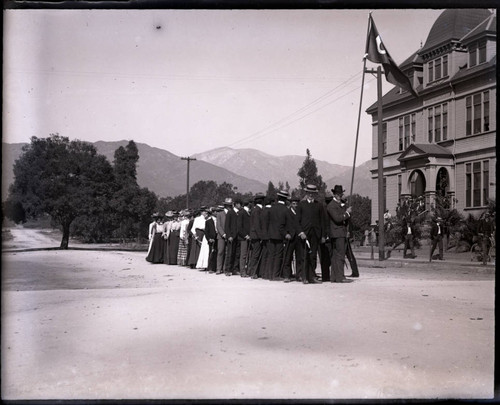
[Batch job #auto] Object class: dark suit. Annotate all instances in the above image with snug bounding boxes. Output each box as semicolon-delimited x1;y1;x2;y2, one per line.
267;201;293;279
429;220;444;260
260;205;271;279
327;198;350;282
224;208;239;274
249;204;264;278
297;198;324;282
319;201;332;281
238;208;251;276
215;210;227;272
205;216;217;272
402;219;416;258
282;207;302;280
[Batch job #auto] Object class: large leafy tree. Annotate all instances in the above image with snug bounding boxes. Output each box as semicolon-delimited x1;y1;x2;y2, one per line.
297;148;327;198
109;140;157;242
6;134;114;248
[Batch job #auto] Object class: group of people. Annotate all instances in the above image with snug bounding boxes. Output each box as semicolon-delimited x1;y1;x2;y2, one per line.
146;184;359;284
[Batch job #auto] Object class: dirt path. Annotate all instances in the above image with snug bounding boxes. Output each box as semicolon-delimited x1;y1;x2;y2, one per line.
1;248;495;400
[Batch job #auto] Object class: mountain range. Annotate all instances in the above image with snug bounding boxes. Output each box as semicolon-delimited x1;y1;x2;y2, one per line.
2;141;373;200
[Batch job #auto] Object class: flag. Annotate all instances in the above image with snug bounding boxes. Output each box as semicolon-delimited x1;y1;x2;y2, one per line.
364;15;418;98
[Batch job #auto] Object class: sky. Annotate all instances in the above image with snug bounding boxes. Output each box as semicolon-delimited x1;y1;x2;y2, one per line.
3;8;445;166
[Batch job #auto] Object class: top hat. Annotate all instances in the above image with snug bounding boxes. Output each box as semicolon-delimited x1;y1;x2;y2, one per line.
332;185;345;195
277;189;290;199
304;184;318;193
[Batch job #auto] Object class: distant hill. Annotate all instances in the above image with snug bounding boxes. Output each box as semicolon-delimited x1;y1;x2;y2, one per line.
192;147;351;189
2;141;267;200
324;159;372;198
2;141;372;200
193;146;371;198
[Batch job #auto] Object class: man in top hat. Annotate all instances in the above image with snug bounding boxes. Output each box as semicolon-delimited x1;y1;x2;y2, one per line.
319;190;334;281
282;195;302;282
429;215;444;262
224;198;239;276
215;198;231;274
296;184;324;284
248;193;265;279
267;190;293;281
327;185;353;283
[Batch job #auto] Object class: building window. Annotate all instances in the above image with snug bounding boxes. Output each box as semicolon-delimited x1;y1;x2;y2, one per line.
382;122;387;155
399;114;415;151
466;91;490;135
428;103;448;143
469;41;487;67
398;175;402;201
428;56;449;83
465;160;489;208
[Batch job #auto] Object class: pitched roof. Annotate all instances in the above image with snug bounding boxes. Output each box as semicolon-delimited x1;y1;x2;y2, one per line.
398;144;453;162
419;9;492;55
461;13;497;43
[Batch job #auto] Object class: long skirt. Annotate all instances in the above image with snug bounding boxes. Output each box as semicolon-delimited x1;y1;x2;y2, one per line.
146;233;164;263
168;230;180;265
177;239;188;266
196;237;210;269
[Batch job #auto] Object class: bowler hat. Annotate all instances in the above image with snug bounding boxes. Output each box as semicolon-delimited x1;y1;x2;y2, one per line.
332;185;345;195
304;184;318;193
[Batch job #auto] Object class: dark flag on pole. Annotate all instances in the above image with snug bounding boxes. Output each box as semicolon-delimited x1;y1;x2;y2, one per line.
364;15;418;98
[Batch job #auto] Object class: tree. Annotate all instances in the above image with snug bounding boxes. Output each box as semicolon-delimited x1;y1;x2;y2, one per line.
266;181;277;200
348;194;371;241
297;149;327;198
6;134;114;248
113;140;139;184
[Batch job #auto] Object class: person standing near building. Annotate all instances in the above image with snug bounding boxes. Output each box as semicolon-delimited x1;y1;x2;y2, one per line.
402;217;416;259
296;184;324;284
238;200;252;277
478;212;493;265
429;216;444;262
248;193;265;279
327;185;353;283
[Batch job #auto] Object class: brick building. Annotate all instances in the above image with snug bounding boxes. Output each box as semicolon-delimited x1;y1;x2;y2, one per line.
366;9;496;221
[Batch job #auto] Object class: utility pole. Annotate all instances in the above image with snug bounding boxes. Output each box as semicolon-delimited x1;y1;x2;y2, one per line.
181;157;196;209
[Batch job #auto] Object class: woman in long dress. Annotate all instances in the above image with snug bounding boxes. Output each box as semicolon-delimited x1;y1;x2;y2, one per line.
177;210;190;266
196;209;210;270
168;212;181;265
146;213;165;263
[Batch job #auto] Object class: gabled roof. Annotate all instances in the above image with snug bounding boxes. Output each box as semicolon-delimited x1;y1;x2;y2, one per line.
419;9;492;55
398;143;453;162
461;13;497;44
451;55;496;83
400;50;424;71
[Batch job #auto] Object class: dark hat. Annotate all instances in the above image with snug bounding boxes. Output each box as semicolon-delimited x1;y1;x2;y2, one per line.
291;196;300;202
199;206;209;213
234;198;243;205
332;185;345;195
223;197;233;206
253;193;265;202
277;189;290;199
304;184;318;193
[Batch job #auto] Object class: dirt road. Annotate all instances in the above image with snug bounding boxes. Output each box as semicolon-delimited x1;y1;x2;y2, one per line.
1;247;495;400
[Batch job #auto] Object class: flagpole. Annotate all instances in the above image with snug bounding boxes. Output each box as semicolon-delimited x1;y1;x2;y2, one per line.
376;65;385;261
349;12;372;200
